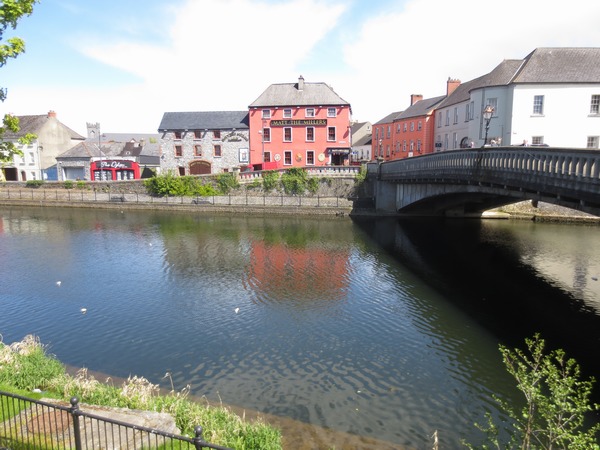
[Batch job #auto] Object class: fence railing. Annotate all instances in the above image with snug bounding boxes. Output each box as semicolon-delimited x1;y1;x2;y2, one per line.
0;189;353;209
0;390;231;450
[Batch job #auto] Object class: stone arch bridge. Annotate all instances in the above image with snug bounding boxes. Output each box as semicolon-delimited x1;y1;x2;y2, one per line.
365;147;600;217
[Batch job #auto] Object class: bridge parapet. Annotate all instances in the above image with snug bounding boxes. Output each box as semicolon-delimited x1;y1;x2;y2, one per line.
367;148;600;216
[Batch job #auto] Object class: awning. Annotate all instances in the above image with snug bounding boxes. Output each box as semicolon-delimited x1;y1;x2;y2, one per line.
327;147;351;155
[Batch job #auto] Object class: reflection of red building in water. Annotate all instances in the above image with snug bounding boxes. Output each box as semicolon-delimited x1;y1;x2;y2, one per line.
90;160;140;181
247;240;350;302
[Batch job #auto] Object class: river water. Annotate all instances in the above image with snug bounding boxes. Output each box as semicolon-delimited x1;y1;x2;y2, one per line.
1;206;599;449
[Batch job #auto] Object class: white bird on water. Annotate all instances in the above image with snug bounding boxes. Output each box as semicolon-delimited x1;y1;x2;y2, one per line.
56;281;61;287
235;308;240;314
80;308;87;314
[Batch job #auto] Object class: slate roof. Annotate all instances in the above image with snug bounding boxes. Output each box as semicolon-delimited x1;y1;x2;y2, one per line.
3;114;85;140
249;78;350;108
158;111;249;132
374;111;403;125
397;95;445;120
513;47;600;83
353;135;372;146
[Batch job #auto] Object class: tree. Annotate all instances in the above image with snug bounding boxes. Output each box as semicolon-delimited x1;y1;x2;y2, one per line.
465;334;600;449
0;0;39;177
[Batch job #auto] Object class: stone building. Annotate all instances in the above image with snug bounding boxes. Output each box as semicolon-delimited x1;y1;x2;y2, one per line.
157;111;250;175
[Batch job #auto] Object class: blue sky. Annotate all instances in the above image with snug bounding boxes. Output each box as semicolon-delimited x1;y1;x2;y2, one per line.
2;0;599;134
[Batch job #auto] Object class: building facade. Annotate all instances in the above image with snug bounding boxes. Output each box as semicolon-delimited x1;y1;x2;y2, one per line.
248;76;352;169
1;111;84;181
158;111;249;175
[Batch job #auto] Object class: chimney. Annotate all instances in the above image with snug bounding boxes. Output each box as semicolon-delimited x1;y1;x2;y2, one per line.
410;94;423;106
447;77;461;96
298;75;305;91
47;110;57;119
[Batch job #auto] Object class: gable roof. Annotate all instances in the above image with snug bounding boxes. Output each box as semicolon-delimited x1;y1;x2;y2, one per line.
513;47;600;83
374;111;403;125
158;111;249;132
249;76;350;108
3;114;85;140
353;134;372;146
397;95;445;120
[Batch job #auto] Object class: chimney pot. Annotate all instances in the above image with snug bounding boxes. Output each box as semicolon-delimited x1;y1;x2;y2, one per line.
47;110;57;118
410;94;423;105
298;75;305;91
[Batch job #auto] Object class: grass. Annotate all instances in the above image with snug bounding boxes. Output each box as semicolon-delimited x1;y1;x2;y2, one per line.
0;335;282;449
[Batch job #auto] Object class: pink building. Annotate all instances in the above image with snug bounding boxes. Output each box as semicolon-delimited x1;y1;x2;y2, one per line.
248;76;352;169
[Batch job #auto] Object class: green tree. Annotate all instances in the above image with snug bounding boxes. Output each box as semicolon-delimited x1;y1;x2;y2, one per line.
1;0;39;176
465;334;600;449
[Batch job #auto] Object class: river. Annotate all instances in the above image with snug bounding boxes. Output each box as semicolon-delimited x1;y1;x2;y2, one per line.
1;206;599;449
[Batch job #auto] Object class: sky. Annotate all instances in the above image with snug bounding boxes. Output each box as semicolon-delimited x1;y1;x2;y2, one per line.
1;0;599;136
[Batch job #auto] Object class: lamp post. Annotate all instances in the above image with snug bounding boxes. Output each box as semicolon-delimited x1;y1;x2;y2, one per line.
482;105;494;147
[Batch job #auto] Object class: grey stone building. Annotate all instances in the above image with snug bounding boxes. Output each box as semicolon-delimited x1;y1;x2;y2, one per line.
157;111;250;175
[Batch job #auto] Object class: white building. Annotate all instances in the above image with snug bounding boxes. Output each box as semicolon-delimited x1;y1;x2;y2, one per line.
435;48;600;149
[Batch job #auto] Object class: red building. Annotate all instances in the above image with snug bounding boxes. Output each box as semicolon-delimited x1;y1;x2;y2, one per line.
248;76;352;169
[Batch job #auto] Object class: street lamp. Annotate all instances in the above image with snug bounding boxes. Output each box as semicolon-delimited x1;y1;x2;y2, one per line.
482;105;494;147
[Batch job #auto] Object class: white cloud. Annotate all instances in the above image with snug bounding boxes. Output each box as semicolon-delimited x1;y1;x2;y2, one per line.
339;0;600;122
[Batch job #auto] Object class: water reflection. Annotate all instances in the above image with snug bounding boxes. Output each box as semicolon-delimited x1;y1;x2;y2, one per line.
1;207;599;448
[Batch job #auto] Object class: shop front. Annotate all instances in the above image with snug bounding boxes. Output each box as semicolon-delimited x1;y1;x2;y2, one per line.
91;160;140;181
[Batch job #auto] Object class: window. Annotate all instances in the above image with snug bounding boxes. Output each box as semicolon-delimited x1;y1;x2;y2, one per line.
283;127;292;142
403;123;407;132
262;128;271;142
284;150;292;165
327;126;336;141
445;111;450;126
194;130;202;139
453;107;458;124
283;108;292;118
375;128;379;140
213;130;221;139
533;95;544;115
306;150;315;165
453;132;458;149
417;121;422;131
437;112;442;128
532;136;544;145
417;140;422;153
397;124;401;133
264;151;271;162
587;136;599;149
214;144;222;157
410;141;414;152
403;140;407;152
174;131;182;140
469;101;475;120
306;127;315;141
194;145;202;156
444;134;449;150
410;122;414;132
262;109;271;119
327;107;336;117
465;103;470;121
306;108;315;117
387;126;391;138
175;145;182;157
590;95;600;115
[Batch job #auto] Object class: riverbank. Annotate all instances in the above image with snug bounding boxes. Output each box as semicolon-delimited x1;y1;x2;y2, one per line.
493;200;600;224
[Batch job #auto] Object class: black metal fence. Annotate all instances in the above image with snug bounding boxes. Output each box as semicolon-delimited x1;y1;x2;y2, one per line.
0;391;231;450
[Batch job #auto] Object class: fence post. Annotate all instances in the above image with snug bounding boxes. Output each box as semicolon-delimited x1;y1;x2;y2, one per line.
193;425;206;450
69;397;83;450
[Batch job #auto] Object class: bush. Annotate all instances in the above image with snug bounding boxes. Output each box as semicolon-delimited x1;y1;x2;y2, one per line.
262;170;279;192
464;334;600;449
144;173;218;197
63;180;74;189
216;172;239;194
76;180;87;189
280;168;308;195
25;179;44;188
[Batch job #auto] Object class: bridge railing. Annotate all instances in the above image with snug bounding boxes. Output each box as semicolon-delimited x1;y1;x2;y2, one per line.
373;147;600;192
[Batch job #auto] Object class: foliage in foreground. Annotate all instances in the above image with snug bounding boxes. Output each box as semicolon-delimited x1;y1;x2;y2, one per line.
0;334;282;449
464;334;600;449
